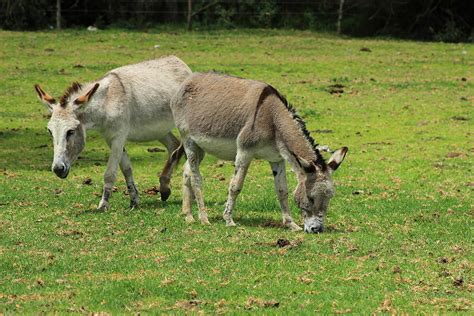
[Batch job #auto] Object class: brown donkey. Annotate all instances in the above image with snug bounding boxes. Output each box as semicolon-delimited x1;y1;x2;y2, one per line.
171;73;348;233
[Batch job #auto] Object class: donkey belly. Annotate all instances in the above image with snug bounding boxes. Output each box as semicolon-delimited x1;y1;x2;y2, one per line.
192;136;282;162
127;118;174;142
126;100;176;142
254;145;282;162
193;136;237;161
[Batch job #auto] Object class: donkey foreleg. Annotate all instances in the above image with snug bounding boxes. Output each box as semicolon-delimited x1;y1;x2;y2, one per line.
158;133;182;201
270;161;302;231
183;139;209;225
98;138;126;210
120;148;139;209
223;151;252;227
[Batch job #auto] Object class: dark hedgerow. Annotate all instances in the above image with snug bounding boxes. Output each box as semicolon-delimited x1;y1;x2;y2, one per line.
0;0;472;41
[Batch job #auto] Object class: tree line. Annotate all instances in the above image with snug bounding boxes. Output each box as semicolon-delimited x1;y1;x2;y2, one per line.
1;0;472;42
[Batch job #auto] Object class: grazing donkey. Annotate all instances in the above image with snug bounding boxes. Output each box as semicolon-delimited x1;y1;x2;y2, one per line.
171;73;348;233
35;56;191;209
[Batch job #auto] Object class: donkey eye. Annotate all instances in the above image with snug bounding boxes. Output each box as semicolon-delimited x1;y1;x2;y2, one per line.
66;129;75;139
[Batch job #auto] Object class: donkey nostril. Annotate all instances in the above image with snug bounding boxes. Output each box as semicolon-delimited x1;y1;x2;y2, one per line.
53;164;68;177
311;226;323;233
53;165;65;173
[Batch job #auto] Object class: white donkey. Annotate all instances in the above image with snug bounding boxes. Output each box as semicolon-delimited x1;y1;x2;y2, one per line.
35;56;191;209
171;73;348;233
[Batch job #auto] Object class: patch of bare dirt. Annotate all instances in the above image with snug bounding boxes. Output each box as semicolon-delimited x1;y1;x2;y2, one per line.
147;147;165;153
245;297;279;309
446;152;464;158
451;116;469;121
174;299;201;311
144;186;160;195
328;83;345;94
256;238;303;249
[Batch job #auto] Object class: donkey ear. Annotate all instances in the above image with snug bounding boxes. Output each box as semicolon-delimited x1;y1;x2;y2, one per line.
294;155;316;174
328;147;348;172
73;83;100;107
34;84;56;111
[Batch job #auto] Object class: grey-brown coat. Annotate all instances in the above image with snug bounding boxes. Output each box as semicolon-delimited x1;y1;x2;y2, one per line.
171;72;348;233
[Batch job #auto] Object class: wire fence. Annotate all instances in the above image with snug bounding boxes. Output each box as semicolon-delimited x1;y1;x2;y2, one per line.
44;9;348;16
40;0;349;18
3;0;471;41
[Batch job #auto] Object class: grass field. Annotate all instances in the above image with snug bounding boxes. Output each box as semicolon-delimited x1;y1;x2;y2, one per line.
0;28;472;313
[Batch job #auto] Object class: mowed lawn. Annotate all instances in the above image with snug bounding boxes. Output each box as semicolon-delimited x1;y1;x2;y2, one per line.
0;28;472;313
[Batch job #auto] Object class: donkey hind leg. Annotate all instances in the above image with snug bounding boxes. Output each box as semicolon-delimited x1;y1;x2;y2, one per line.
158;133;182;201
183;139;209;225
182;160;196;223
223;150;252;227
270;161;302;231
98;137;127;210
120;148;139;210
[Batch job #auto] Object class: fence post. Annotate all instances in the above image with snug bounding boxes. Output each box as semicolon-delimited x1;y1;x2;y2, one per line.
56;0;61;29
337;0;344;35
187;0;192;31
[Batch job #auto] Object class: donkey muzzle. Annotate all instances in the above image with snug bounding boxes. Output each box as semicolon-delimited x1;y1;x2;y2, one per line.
52;163;69;179
304;225;324;234
304;217;324;234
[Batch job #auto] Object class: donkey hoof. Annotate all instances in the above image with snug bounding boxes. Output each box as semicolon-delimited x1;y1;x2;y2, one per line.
286;222;303;232
223;213;236;227
129;200;139;210
160;188;171;201
200;217;211;225
97;200;109;211
185;215;195;223
225;220;237;227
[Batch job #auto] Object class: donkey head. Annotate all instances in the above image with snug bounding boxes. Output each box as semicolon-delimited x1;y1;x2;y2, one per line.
34;82;99;178
294;147;348;233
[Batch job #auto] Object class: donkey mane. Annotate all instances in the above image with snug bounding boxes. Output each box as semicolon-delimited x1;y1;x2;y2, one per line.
264;84;326;168
60;82;83;107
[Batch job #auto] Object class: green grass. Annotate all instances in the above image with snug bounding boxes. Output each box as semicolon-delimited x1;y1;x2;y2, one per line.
0;28;472;314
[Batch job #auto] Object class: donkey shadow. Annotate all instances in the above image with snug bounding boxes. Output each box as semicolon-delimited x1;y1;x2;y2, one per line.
207;214;347;233
139;198;182;209
73;197;182;217
208;214;283;229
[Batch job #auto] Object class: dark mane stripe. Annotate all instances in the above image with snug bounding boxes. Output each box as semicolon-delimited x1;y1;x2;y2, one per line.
264;84;326;168
60;82;82;107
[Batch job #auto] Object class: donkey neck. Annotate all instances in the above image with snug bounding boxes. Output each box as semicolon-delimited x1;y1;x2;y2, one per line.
76;103;105;130
272;103;319;167
74;82;108;130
